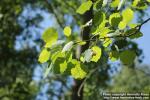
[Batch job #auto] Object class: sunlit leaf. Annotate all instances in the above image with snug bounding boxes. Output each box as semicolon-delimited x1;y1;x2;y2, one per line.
122;8;134;24
99;27;112;38
60;61;67;73
77;41;87;46
76;1;93;14
71;61;87;79
118;21;127;29
38;49;50;63
120;50;136;65
91;46;102;62
129;23;139;28
103;38;112;47
63;26;71;37
147;0;150;2
111;0;119;8
42;27;58;43
132;0;148;10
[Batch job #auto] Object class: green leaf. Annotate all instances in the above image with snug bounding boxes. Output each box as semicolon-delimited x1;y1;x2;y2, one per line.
120;50;136;65
93;0;103;10
93;11;106;26
76;1;93;14
122;8;134;24
60;61;67;73
53;57;67;74
99;27;112;38
128;23;139;28
91;46;102;62
109;51;119;61
125;29;143;39
132;0;148;10
62;41;74;52
38;49;51;63
109;13;122;27
103;38;112;47
147;0;150;2
51;51;65;63
118;21;127;29
63;26;71;37
111;0;119;8
71;61;87;79
42;27;58;43
77;41;87;46
44;63;53;78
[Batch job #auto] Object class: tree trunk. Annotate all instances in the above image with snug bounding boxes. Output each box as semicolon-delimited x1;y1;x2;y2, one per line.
72;6;93;100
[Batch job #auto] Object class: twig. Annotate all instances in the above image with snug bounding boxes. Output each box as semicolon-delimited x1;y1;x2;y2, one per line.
77;67;99;96
75;17;150;44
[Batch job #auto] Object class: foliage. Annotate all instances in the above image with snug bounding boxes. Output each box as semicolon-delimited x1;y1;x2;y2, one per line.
38;0;150;80
0;0;150;100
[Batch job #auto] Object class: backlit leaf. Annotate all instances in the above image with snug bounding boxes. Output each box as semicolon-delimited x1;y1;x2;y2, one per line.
64;26;71;37
111;0;119;8
77;41;87;46
71;61;87;79
122;8;134;24
42;27;58;43
118;21;127;29
103;38;112;47
38;49;50;63
91;46;102;62
76;1;93;14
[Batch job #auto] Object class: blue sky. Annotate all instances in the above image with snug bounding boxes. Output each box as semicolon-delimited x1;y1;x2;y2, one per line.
136;21;150;64
135;8;150;64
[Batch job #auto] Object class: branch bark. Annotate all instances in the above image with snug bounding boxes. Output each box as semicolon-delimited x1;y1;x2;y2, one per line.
72;4;93;100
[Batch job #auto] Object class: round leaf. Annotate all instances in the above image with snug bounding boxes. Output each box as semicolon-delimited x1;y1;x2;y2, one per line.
91;46;102;62
63;26;71;37
38;49;50;63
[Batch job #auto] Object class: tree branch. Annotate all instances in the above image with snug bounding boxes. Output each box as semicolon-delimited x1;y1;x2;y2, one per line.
75;17;150;44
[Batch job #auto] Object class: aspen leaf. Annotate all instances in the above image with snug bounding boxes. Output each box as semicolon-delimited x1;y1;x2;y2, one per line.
76;1;93;14
64;26;71;37
91;46;102;62
38;49;50;63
